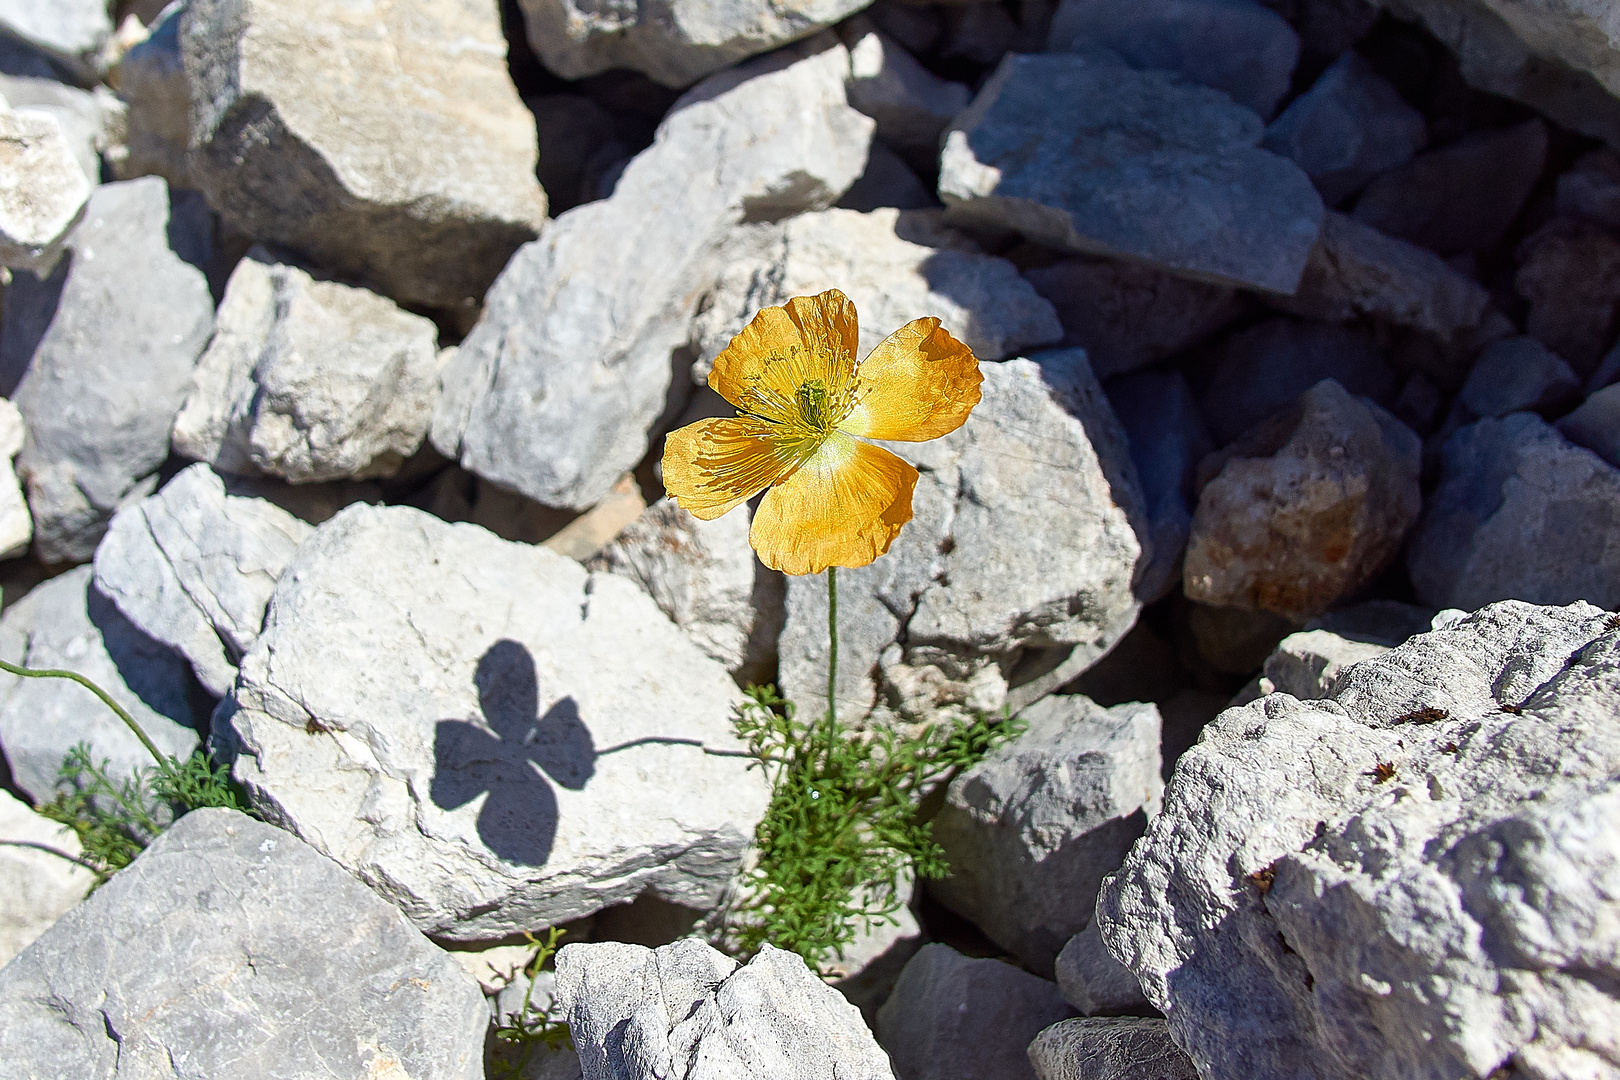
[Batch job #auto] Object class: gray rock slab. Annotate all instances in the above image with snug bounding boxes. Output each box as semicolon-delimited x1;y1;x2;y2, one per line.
0;808;489;1078
1457;336;1581;419
1514;217;1620;370
92;463;312;698
0;397;30;559
877;943;1075;1080
1557;382;1620;469
555;939;896;1080
1027;1017;1197;1080
172;249;442;483
220;504;771;941
1053;922;1151;1017
431;39;872;511
0;565;204;804
181;0;547;310
0;74;125;186
1047;0;1299;118
1262;50;1427;205
0;106;90;272
1186;379;1421;620
939;50;1322;295
1096;599;1620;1080
932;695;1164;975
2;176;213;564
1257;627;1388;700
0;787;93;968
844;20;971;155
1408;413;1620;611
111;0;191;188
0;0;111;81
779;353;1146;726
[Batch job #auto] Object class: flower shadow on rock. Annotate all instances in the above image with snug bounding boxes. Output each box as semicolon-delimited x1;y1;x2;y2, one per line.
430;639;596;866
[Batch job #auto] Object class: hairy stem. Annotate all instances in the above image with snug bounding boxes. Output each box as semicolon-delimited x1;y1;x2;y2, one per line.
826;566;838;726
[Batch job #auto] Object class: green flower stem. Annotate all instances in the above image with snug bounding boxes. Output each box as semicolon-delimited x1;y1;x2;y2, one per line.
0;658;173;777
826;566;838;727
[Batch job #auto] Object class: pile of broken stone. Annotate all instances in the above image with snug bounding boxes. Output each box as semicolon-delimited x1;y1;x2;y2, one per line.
1;0;1617;1076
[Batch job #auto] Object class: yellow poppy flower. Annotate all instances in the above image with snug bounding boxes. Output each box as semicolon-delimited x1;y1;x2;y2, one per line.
662;289;983;575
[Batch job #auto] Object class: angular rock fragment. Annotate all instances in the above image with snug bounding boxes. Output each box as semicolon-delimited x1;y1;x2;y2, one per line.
1257;627;1388;699
432;40;872;511
181;0;548;310
0;73;126;185
0;0;112;81
0;808;489;1078
220;504;772;940
0;397;29;559
1454;336;1581;419
1557;382;1620;469
939;50;1322;295
92;464;312;697
0;106;90;272
1514;217;1620;370
844;21;971;159
1097;600;1620;1080
932;695;1164;975
1027;1017;1197;1080
838;140;937;212
0;788;93;968
172;249;442;483
1053;922;1151;1017
111;0;191;188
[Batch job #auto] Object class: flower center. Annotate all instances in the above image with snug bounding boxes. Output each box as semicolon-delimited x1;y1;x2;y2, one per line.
796;379;834;432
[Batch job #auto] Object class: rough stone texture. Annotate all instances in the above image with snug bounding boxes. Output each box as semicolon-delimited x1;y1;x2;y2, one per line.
0;565;204;804
540;473;648;563
1456;336;1581;419
554;939;896;1080
1408;413;1620;612
0;107;91;273
0;788;93;968
517;0;872;88
172;249;442;483
220;504;772;941
1557;382;1620;468
180;0;548;311
939;50;1323;296
1353;119;1548;257
2;176;214;564
0;74;125;186
1024;258;1245;380
1047;0;1300;118
1096;600;1620;1080
1186;379;1421;621
779;353;1146;726
1027;1018;1198;1080
0;397;30;559
92;464;312;698
432;40;872;511
1514;218;1620;371
0;0;111;80
933;695;1163;975
0;808;489;1078
1255;628;1390;700
1263;51;1427;205
689;207;1062;378
877;944;1076;1080
1054;922;1152;1017
844;20;971;159
112;0;191;188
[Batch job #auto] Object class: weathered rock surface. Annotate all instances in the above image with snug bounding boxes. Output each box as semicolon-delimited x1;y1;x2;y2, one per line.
0;106;91;272
1054;922;1152;1017
1252;627;1390;700
0;73;125;186
1408;413;1620;611
689;207;1062;377
877;943;1076;1080
180;0;548;310
779;353;1145;725
0;0;111;81
844;21;971;160
172;249;442;483
1097;600;1620;1080
0;788;93;968
220;504;772;941
0;565;205;804
432;40;872;511
555;939;896;1080
92;464;312;698
1557;382;1620;468
0;397;30;559
1027;1017;1198;1080
1186;379;1421;620
1455;336;1581;420
934;695;1163;975
2;176;213;564
112;0;191;188
940;50;1322;295
1514;218;1620;370
0;808;489;1078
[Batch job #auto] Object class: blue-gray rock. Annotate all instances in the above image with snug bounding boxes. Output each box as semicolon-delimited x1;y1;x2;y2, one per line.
0;808;489;1080
1456;336;1581;419
111;0;191;189
843;19;971;159
1557;382;1620;469
0;0;111;81
1263;50;1427;205
1556;148;1620;228
1028;1017;1197;1080
1514;217;1620;370
938;50;1323;296
1053;922;1152;1017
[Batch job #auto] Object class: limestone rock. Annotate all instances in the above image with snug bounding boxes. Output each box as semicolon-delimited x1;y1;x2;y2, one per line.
0;106;91;272
1259;628;1388;700
0;565;205;804
844;21;971;158
0;0;112;81
0;788;93;968
1408;413;1620;611
220;504;772;941
1455;336;1581;420
92;464;312;698
1557;382;1620;469
172;249;442;483
0;397;30;559
112;0;191;188
939;50;1322;295
1557;148;1620;227
1096;600;1620;1080
932;695;1164;975
0;808;489;1078
838;139;937;212
2;177;213;564
181;0;548;310
1027;1018;1198;1080
778;353;1145;726
0;74;126;186
432;40;872;511
1514;218;1620;370
555;939;896;1080
1053;922;1151;1017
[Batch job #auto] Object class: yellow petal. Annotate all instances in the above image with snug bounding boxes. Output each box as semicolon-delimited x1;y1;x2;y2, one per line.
661;416;793;521
842;317;983;442
750;432;919;575
708;290;860;423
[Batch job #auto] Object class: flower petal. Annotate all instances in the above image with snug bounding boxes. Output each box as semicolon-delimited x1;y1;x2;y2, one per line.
842;317;983;442
750;432;919;575
662;415;794;521
708;290;860;423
